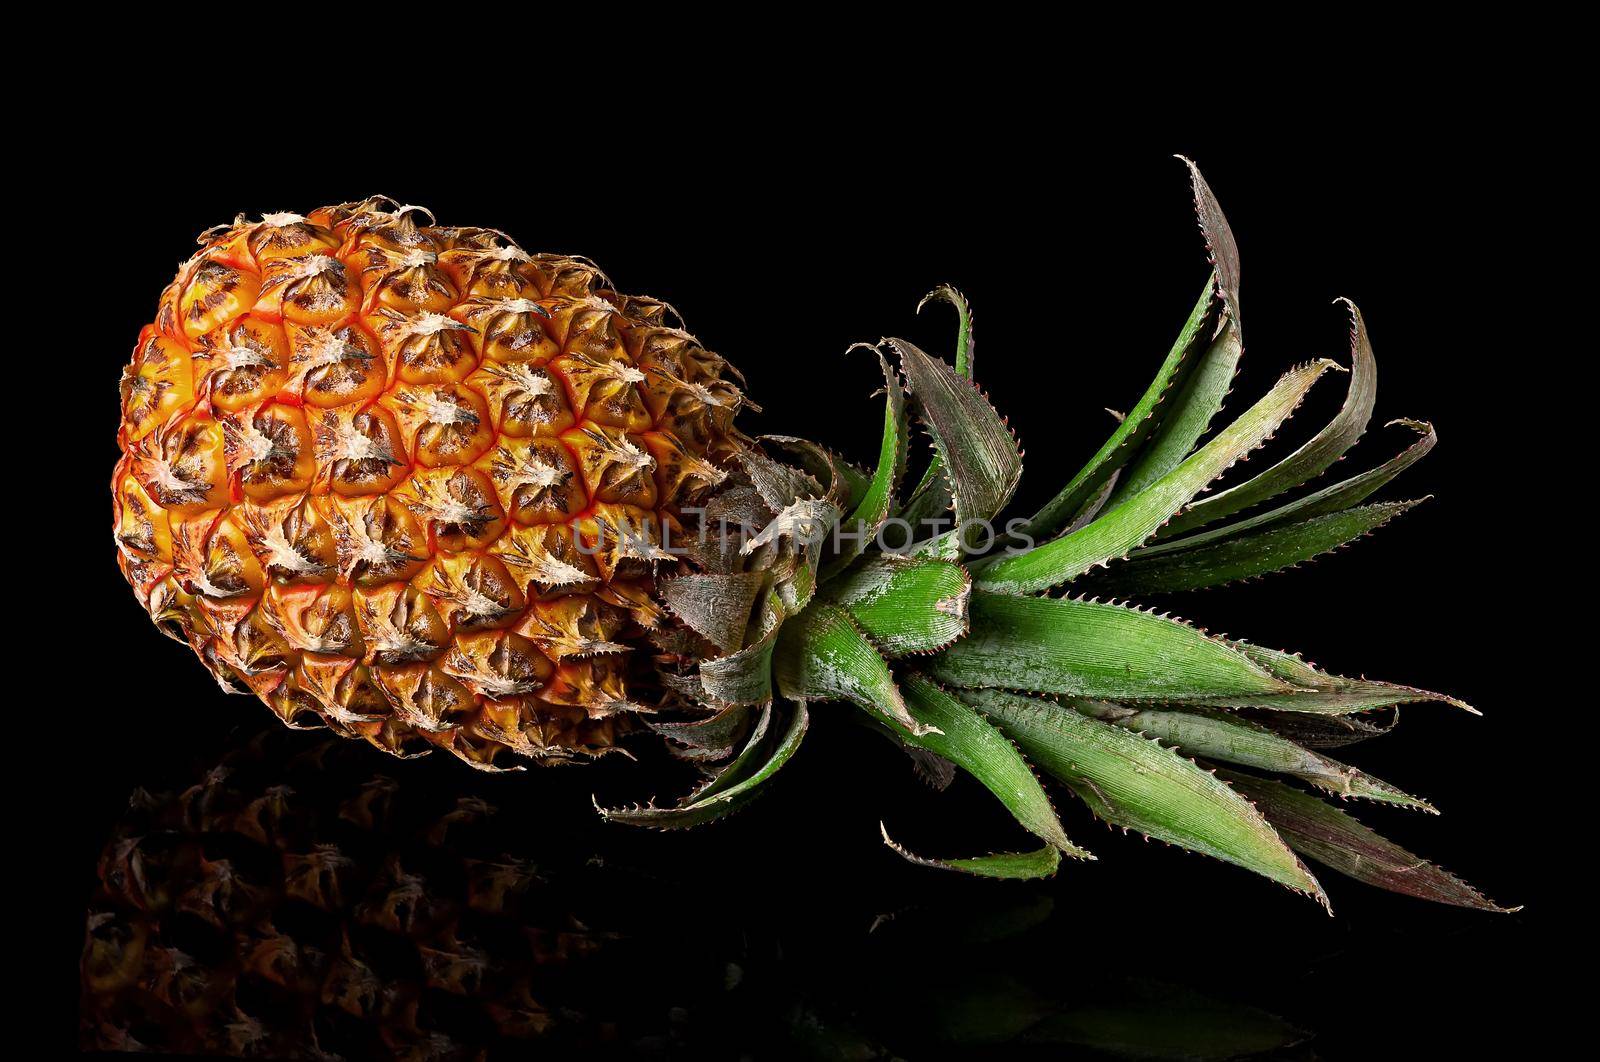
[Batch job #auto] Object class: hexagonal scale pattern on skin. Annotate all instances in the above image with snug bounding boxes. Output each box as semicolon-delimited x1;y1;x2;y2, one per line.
113;198;748;768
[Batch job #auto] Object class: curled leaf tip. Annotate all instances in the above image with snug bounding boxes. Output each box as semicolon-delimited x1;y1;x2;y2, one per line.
915;283;958;314
879;823;1073;879
843;339;896;371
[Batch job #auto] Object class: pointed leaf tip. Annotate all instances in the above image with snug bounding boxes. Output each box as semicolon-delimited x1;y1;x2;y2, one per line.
1224;772;1515;913
1159;298;1379;539
879;823;1066;880
914;283;974;377
890;336;1022;528
1017;279;1221;541
1177;155;1240;311
899;674;1090;860
773;603;938;737
1081;703;1437;813
826;341;909;574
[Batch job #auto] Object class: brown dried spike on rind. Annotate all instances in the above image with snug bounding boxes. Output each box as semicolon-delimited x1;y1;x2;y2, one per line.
113;200;748;767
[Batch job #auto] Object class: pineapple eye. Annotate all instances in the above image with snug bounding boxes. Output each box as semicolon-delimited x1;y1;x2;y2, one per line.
178;257;261;340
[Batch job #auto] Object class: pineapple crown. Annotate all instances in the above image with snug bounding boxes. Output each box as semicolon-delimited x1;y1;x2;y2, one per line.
595;158;1510;914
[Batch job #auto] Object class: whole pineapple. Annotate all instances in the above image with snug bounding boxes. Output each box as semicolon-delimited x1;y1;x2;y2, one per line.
112;166;1510;909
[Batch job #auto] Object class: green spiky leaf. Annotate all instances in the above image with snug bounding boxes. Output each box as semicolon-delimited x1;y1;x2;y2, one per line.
738;448;822;512
880;828;1063;880
1182;155;1241;314
876;675;1089;876
597;702;808;828
1246;709;1398;749
826;556;970;657
1160;299;1379;538
648;703;755;760
763;434;870;511
928;591;1293;702
900;285;975;527
1221;771;1513;912
1093;500;1426;594
698;593;787;706
697;633;780;707
1019;279;1219;540
975;359;1338;593
920;283;975;376
962;688;1324;903
898;674;1087;856
1131;419;1437;556
829;344;910;571
906;528;966;560
1203;641;1476;715
891;337;1022;529
772;601;934;736
1076;702;1433;811
1101;160;1244;508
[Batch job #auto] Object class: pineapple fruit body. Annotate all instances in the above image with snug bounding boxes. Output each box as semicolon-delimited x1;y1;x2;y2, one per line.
113;199;749;768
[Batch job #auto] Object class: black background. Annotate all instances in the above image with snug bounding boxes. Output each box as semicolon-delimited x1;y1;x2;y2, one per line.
36;91;1576;1058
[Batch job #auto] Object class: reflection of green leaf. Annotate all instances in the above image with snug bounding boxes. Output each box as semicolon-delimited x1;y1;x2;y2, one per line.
1025;979;1309;1059
921;974;1053;1046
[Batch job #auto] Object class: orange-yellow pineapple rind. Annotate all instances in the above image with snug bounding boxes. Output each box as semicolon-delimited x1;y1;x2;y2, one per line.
113;197;752;768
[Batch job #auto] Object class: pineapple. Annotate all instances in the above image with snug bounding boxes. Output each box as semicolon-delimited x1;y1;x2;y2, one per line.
112;165;1510;909
114;196;749;764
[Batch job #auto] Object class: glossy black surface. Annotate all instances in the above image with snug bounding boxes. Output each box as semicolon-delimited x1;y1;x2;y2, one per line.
51;121;1568;1058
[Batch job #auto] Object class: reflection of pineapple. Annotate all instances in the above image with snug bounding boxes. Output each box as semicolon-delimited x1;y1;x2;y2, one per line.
112;167;1507;905
80;729;1315;1059
80;730;638;1056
